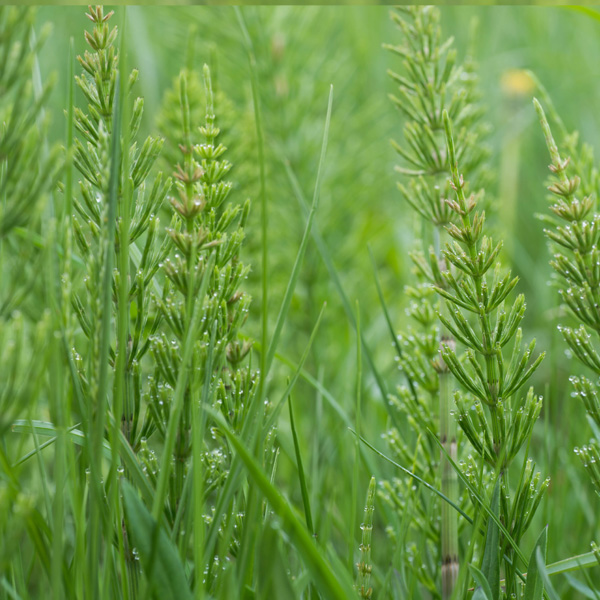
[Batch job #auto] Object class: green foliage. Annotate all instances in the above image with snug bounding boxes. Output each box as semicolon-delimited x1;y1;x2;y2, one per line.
3;5;600;600
383;6;549;598
71;5;168;447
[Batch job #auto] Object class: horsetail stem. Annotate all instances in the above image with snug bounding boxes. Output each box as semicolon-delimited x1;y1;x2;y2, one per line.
443;109;548;592
356;476;376;599
385;7;489;593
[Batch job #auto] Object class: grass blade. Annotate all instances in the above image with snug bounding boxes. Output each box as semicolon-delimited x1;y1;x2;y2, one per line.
535;546;561;600
367;245;418;401
263;302;327;435
234;7;268;402
151;251;215;521
428;430;529;568
288;393;315;536
121;479;193;600
11;420;110;461
469;565;493;600
355;431;472;524
545;552;597;575
264;85;333;381
524;527;548;600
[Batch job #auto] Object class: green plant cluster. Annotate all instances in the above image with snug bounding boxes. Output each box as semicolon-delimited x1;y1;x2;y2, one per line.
3;5;600;600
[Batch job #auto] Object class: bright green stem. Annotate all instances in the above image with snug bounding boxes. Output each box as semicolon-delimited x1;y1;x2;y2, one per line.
435;220;458;598
439;301;459;599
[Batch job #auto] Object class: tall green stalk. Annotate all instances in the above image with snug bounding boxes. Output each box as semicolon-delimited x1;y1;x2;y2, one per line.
438;317;458;597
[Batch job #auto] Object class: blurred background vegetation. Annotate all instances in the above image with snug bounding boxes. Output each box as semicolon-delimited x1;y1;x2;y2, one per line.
21;4;600;594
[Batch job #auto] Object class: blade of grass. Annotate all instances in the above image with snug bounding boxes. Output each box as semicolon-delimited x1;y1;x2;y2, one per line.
545;552;597;575
288;393;315;535
469;565;493;600
264;86;333;383
110;14;133;597
11;421;111;461
428;430;534;574
211;69;334;591
150;252;215;521
524;527;548;600
122;480;193;600
354;430;472;524
481;483;500;600
264;345;352;429
535;548;561;600
192;318;218;600
87;67;122;599
567;565;600;599
12;417;154;506
262;302;326;435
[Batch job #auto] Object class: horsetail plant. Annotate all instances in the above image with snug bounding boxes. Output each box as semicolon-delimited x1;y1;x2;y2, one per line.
68;6;169;595
534;98;600;493
150;62;262;592
441;110;548;595
71;4;168;447
385;7;489;596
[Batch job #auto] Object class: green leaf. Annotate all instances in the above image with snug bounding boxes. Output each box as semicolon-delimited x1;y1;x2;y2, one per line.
565;573;600;599
354;431;472;524
546;550;597;576
428;430;529;567
288;393;314;535
524;526;548;600
481;482;501;600
469;564;493;600
12;418;155;506
535;546;561;600
368;245;418;401
121;479;193;600
11;420;111;463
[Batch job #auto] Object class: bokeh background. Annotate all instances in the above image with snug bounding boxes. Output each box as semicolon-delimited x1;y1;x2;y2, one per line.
29;5;600;594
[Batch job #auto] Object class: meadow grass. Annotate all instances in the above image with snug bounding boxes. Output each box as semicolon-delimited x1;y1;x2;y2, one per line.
2;5;600;600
